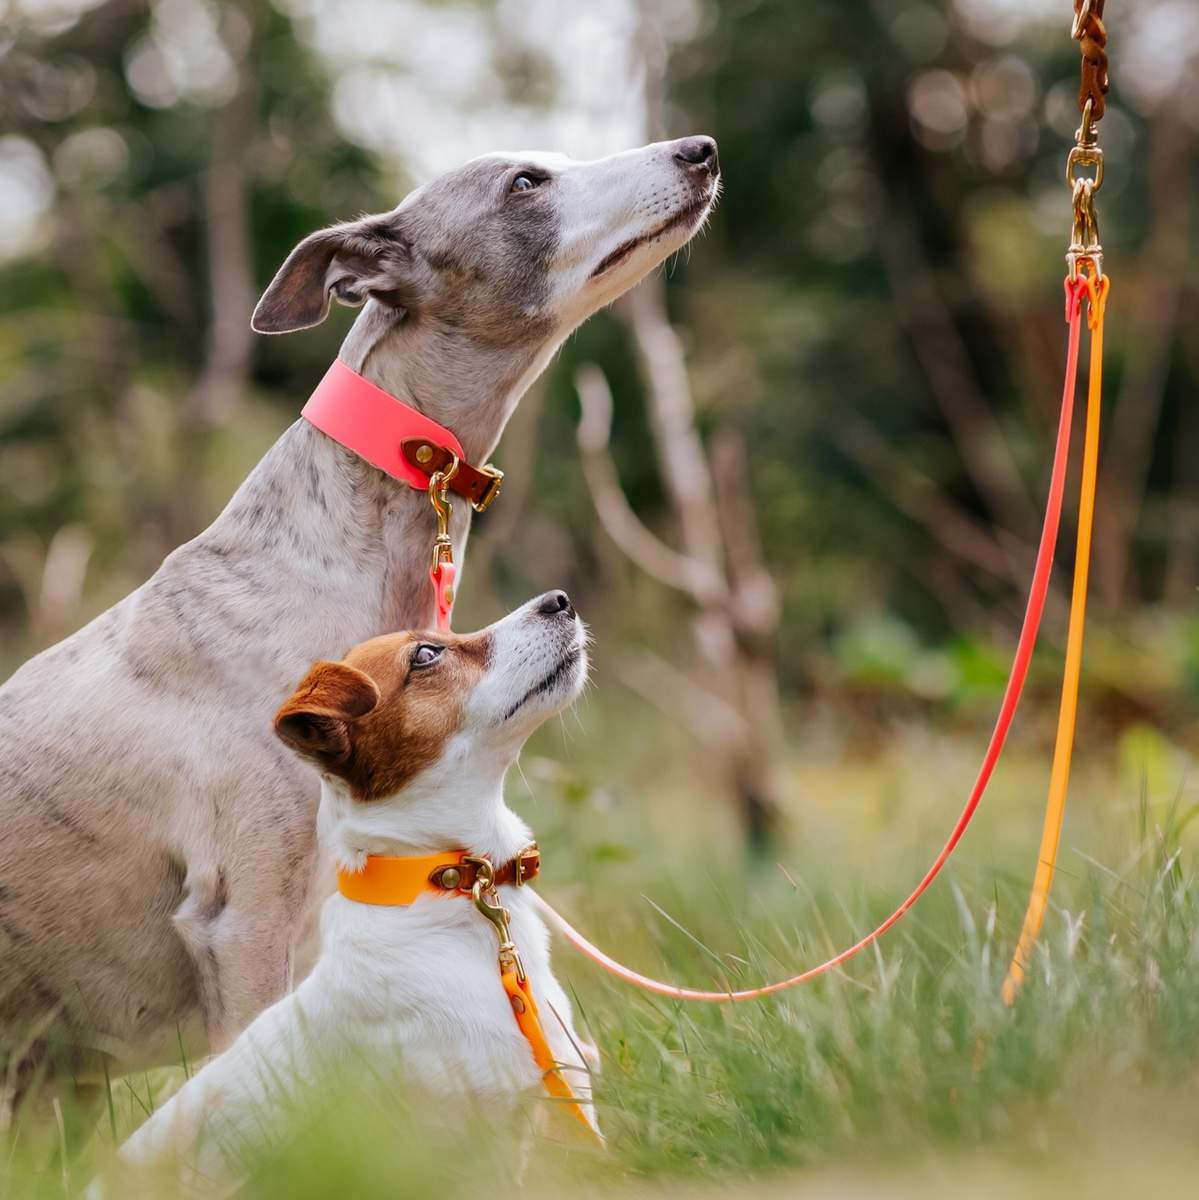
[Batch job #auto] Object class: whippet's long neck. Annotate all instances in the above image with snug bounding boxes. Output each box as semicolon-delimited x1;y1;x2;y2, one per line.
341;302;549;465
201;308;548;646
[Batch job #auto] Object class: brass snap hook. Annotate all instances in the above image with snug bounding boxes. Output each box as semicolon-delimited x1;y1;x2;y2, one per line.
463;854;526;981
428;452;460;574
428;453;459;532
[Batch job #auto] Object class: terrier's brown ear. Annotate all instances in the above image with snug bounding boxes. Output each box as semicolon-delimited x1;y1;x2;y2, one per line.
274;661;380;766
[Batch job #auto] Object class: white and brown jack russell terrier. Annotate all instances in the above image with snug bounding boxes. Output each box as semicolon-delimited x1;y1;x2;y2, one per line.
116;591;598;1182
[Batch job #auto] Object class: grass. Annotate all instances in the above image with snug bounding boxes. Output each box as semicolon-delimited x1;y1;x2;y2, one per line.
3;703;1198;1198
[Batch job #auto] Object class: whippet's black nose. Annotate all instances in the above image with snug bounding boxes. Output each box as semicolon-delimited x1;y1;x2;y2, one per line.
674;136;719;173
537;590;574;617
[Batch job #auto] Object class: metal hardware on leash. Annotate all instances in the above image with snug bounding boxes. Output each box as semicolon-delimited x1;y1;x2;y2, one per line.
428;453;459;575
1066;99;1104;282
463;854;526;982
1066;0;1107;281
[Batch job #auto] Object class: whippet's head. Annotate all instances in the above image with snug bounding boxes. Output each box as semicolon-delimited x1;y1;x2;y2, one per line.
273;590;587;806
252;138;719;426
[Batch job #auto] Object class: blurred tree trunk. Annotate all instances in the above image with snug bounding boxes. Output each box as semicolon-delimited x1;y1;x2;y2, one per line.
169;11;259;546
576;280;783;850
568;0;785;851
1101;112;1196;608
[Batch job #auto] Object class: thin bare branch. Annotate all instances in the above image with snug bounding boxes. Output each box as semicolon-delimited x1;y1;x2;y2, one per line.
614;647;749;745
465;383;545;584
709;426;779;644
187;35;258;427
835;418;1021;586
1103;113;1196;605
575;364;722;601
621;279;726;581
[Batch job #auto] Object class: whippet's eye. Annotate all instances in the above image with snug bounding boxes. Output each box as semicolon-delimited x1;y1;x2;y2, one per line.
510;173;541;193
411;644;444;669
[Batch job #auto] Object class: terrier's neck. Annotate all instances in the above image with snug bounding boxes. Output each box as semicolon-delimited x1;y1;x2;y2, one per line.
318;755;533;874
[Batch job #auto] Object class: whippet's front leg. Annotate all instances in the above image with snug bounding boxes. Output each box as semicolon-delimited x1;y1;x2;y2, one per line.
173;852;319;1051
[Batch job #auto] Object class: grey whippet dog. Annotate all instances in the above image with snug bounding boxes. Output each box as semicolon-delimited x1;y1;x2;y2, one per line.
0;136;720;1095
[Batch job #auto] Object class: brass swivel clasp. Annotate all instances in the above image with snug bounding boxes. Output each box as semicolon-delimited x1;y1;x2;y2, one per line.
428;453;459;574
1065;98;1103;281
463;855;526;982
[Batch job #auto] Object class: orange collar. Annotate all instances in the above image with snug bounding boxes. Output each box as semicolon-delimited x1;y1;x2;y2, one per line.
336;845;540;907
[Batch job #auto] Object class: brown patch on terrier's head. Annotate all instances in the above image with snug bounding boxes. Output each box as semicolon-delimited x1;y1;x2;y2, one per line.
274;628;493;801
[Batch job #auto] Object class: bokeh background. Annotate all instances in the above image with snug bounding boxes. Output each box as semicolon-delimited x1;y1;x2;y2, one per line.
3;0;1197;852
4;3;1199;1194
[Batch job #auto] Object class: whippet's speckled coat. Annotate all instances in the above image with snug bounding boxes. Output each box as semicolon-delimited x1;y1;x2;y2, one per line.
0;137;720;1086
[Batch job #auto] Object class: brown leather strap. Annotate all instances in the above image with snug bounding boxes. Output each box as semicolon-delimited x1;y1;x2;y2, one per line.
1074;0;1108;120
400;438;504;512
427;845;540;892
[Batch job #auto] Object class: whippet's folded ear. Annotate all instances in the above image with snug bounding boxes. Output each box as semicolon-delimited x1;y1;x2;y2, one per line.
252;215;429;335
274;661;380;766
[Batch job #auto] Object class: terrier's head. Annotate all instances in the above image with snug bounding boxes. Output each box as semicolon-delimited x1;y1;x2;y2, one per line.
274;591;586;803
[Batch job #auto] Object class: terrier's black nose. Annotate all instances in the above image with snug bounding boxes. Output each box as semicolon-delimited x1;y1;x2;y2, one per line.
673;136;719;173
537;590;574;617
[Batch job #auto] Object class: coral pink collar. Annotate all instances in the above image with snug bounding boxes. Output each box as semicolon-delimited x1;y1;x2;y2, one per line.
302;360;503;511
301;359;464;490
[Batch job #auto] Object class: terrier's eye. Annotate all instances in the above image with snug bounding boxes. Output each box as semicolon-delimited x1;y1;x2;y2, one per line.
411;644;444;669
510;173;542;193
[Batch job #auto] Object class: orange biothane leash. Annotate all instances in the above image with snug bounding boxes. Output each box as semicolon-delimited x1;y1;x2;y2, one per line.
333;6;1108;1055
530;271;1106;1004
1003;269;1108;1003
335;381;601;1137
336;846;601;1143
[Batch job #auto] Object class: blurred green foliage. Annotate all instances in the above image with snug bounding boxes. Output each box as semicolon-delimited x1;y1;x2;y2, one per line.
1;0;1198;736
2;7;1199;1186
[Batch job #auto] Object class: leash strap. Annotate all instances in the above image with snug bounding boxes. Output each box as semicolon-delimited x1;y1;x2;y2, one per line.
531;278;1090;1001
1002;271;1109;1002
337;849;597;1141
1000;6;1111;1001
499;966;601;1141
432;559;456;633
427;461;459;633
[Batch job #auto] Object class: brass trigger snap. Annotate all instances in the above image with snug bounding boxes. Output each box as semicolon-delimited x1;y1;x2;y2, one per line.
463;854;527;982
428;452;459;574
